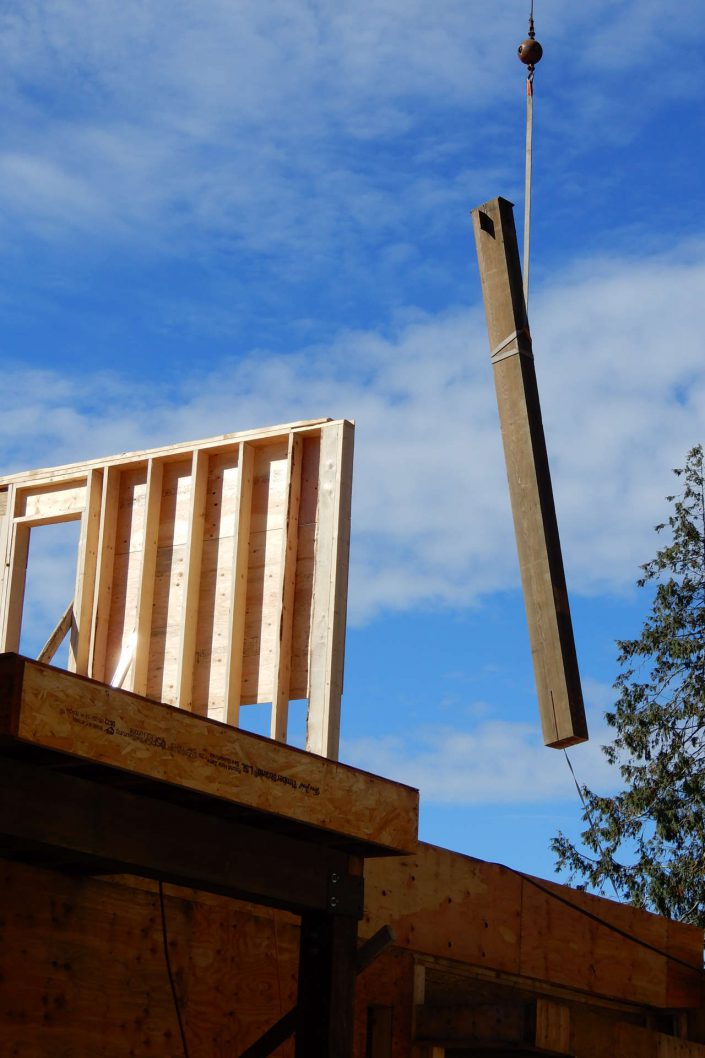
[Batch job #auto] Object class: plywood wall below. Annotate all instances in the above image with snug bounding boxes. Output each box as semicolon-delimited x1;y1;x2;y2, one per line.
1;859;704;1058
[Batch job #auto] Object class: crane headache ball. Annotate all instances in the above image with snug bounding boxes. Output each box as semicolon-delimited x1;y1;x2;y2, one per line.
517;37;543;66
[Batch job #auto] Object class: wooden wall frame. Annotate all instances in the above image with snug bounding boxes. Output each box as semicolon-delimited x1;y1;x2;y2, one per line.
0;418;354;759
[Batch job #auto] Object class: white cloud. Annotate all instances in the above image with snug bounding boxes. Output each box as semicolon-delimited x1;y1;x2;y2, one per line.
341;689;617;806
0;1;509;251
0;0;701;259
2;241;705;623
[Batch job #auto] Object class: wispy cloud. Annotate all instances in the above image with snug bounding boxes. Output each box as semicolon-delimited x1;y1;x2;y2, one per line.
3;241;704;623
342;686;616;805
0;0;702;262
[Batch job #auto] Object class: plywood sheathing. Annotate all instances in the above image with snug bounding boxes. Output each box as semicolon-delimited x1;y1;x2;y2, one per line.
0;862;300;1058
1;862;704;1058
362;843;704;1010
0;418;354;758
0;861;418;1058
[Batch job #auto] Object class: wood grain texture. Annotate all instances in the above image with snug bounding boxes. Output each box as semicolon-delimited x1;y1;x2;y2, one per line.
90;465;122;683
132;459;164;696
271;433;303;742
471;196;587;748
37;600;73;664
0;655;419;854
295;911;358;1057
0;861;299;1058
224;441;255;725
570;1004;705;1057
363;842;704;1010
1;857;704;1058
69;467;102;675
0;486;12;648
1;522;30;654
14;479;87;523
535;997;571;1053
105;467;148;685
0;419;354;758
146;458;192;706
177;450;209;712
0;755;363;915
0;418;332;486
306;419;354;759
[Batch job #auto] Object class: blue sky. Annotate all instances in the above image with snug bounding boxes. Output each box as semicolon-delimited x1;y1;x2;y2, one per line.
2;0;705;885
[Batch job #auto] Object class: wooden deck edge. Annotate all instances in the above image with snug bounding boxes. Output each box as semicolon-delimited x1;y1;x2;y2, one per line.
0;654;419;856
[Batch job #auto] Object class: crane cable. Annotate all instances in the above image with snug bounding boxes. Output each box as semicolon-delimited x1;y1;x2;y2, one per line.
523;36;534;308
519;10;623;906
517;1;542;311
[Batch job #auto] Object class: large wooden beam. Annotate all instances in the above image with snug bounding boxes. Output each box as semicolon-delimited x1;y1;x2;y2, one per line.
0;654;419;854
471;196;587;748
238;926;395;1058
0;755;363;918
296;910;358;1058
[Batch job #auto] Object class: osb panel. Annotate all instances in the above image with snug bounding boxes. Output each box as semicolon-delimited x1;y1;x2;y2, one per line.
363;843;523;976
3;861;701;1058
0;657;419;853
0;861;298;1058
0;863;421;1058
519;873;704;1010
363;843;704;1010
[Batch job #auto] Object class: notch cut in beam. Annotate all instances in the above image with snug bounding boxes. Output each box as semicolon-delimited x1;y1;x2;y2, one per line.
471;196;587;749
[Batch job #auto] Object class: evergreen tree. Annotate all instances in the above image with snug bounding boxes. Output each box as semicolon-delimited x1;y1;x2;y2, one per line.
552;445;705;924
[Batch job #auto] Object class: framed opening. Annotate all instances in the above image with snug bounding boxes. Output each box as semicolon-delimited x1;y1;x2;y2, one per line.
18;520;82;669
